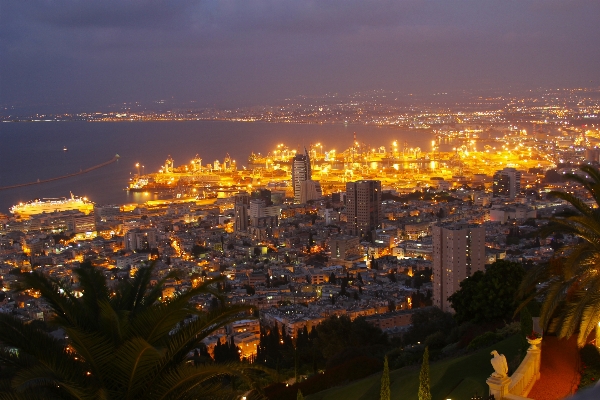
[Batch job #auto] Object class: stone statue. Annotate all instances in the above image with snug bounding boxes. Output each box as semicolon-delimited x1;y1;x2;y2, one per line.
490;350;508;378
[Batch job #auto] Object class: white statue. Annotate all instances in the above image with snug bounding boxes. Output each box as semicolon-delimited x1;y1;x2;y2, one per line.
490;350;508;378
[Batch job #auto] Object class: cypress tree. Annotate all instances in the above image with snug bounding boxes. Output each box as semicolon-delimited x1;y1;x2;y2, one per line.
214;339;223;363
380;355;390;400
193;349;200;366
520;306;533;353
418;346;431;400
229;337;239;362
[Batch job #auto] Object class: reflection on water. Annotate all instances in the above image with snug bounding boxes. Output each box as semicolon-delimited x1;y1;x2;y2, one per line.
2;120;480;212
126;191;164;204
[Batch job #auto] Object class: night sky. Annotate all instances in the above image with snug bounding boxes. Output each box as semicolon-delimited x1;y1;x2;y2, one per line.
2;0;600;111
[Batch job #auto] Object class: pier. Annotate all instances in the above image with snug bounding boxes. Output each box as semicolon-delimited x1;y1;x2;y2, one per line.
0;155;120;191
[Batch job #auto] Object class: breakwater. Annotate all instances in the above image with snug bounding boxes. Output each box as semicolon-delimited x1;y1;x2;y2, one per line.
0;155;119;191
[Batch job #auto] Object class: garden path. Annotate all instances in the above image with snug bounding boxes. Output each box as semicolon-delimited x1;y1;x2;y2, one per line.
528;336;580;400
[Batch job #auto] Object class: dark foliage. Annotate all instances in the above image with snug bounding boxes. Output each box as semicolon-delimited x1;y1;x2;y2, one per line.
579;345;600;389
263;355;382;400
403;307;456;346
467;332;502;351
0;261;261;400
449;260;525;324
315;316;388;363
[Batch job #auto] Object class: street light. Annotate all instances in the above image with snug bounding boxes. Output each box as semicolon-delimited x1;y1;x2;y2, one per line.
135;163;140;177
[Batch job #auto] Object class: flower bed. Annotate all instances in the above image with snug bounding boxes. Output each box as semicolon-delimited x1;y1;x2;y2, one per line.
578;345;600;389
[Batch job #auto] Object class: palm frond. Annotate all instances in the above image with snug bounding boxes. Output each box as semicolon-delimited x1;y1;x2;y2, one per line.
149;363;262;400
73;264;111;320
127;300;194;346
62;327;116;385
2;263;263;398
107;337;164;398
162;304;252;366
97;300;127;346
17;272;89;329
11;364;91;400
548;190;594;218
578;292;600;346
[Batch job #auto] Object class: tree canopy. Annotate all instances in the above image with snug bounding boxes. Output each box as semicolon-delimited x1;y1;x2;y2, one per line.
403;307;455;346
315;316;388;362
448;260;525;324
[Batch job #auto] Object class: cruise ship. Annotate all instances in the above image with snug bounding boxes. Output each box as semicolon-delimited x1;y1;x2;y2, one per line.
10;193;94;218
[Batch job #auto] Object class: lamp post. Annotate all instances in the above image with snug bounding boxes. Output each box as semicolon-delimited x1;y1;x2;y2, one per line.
135;163;140;177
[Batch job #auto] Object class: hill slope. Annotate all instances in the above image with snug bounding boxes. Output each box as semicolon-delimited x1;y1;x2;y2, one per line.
307;334;522;400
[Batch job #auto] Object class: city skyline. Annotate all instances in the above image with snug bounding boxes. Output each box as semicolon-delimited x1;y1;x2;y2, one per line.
2;1;600;113
3;1;600;399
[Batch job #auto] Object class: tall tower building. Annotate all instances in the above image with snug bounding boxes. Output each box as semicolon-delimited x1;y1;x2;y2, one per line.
432;223;485;313
292;148;311;204
493;168;521;199
345;180;382;238
234;192;250;232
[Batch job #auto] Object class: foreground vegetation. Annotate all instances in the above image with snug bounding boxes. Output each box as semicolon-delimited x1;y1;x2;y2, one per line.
0;262;262;399
306;334;522;400
519;165;600;346
261;261;529;399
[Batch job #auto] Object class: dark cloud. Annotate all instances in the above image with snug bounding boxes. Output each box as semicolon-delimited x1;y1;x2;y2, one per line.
15;0;197;29
1;0;599;110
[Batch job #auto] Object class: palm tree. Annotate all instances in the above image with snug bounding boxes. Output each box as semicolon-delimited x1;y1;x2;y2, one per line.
0;262;262;399
518;165;600;346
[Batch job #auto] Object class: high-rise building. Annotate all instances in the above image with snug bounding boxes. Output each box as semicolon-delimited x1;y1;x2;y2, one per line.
432;223;485;313
493;168;521;198
234;192;250;232
299;180;322;204
249;198;280;227
292;148;311;204
124;228;157;251
345;180;382;238
251;189;273;206
249;199;266;220
329;235;362;260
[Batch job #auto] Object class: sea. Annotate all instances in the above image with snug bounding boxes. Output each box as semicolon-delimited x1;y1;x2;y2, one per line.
0;120;434;214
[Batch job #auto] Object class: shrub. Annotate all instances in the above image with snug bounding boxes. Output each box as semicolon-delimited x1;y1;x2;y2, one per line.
496;321;520;338
424;331;447;349
390;344;426;369
467;331;501;351
447;321;475;345
441;342;459;356
581;344;600;367
579;345;600;389
263;355;382;400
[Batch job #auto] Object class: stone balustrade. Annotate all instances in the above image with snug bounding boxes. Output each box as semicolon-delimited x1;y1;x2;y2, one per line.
487;338;542;400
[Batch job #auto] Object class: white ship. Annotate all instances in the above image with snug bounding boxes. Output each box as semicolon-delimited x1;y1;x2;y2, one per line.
10;193;94;217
